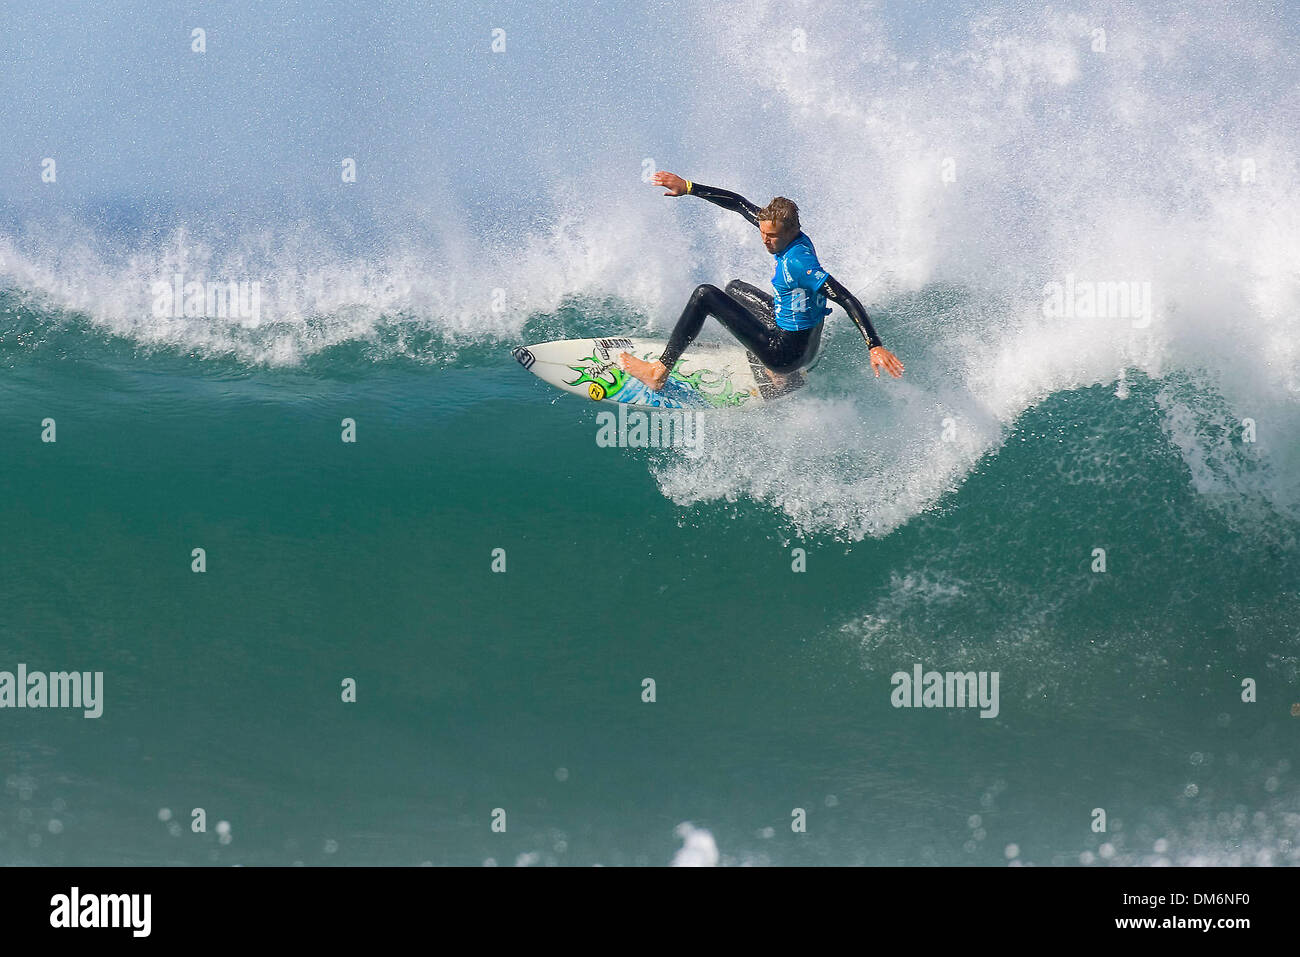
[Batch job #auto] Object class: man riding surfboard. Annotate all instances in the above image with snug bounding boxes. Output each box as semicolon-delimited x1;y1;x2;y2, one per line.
619;171;904;392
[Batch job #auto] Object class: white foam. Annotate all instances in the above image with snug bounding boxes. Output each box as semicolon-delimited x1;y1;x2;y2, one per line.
670;822;719;867
2;0;1296;534
652;0;1300;536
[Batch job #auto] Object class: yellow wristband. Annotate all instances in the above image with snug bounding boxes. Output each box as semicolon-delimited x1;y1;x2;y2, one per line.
685;179;693;194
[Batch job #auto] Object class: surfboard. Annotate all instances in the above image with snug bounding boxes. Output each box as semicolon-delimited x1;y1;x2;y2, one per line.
510;337;808;409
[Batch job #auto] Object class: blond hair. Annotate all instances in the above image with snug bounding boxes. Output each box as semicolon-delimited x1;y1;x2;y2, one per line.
757;196;800;233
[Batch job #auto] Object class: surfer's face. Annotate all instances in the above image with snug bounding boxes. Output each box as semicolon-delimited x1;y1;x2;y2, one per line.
760;220;795;255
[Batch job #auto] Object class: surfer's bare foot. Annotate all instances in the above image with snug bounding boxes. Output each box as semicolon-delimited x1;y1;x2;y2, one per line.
619;352;669;391
763;367;791;389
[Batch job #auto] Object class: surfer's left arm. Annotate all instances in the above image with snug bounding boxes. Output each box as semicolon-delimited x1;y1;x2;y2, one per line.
823;276;904;378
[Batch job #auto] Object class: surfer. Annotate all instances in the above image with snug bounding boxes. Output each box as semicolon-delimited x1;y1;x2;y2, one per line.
619;171;904;392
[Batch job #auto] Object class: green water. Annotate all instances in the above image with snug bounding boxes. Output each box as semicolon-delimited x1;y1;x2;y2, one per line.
2;295;1297;865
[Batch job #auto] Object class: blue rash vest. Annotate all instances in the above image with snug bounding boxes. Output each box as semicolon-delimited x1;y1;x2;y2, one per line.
771;232;832;331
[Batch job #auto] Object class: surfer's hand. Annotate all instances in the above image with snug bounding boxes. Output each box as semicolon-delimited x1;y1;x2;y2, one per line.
869;346;904;378
651;171;689;196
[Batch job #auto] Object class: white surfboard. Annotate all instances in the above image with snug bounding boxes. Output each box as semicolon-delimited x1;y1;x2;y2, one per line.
511;337;808;409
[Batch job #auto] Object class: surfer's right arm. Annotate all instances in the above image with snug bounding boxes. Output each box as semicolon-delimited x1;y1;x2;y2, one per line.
650;171;761;228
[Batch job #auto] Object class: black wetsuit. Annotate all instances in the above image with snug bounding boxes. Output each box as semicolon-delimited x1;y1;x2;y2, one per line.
658;182;885;374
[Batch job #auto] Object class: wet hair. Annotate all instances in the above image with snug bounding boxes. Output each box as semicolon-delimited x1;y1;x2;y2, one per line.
757;196;800;233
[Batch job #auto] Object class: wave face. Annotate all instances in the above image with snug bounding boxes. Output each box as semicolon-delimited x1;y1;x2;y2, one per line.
4;0;1298;538
1;1;1298;866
